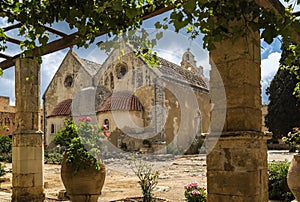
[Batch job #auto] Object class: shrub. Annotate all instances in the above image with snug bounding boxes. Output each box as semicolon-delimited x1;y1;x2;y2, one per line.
282;127;300;152
0;163;6;177
44;146;65;164
166;144;182;155
184;182;207;202
0;135;12;162
268;160;294;201
130;158;159;202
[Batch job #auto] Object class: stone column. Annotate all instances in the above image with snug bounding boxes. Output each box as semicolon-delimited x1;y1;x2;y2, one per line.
207;26;270;201
12;58;45;202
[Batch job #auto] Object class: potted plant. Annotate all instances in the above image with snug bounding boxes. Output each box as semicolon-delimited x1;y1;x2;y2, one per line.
54;116;109;202
282;127;300;201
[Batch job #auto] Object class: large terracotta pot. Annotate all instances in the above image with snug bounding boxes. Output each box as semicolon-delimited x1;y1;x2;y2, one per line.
61;156;106;202
287;154;300;201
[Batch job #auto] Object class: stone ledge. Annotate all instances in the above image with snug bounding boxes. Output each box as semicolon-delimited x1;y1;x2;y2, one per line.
207;131;272;140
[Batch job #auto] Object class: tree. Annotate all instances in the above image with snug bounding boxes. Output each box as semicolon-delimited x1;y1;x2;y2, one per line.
0;0;300;92
265;42;300;140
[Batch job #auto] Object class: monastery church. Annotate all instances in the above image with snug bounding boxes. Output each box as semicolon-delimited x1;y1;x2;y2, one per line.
43;45;210;153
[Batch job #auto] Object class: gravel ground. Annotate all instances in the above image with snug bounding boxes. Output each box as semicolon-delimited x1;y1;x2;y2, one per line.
0;150;296;202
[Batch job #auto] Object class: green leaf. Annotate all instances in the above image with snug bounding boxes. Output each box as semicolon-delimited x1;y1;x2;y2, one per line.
261;27;275;44
154;22;162;29
155;32;163;40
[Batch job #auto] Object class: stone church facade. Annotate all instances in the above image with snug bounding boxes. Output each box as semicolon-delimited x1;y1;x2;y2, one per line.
43;46;210;152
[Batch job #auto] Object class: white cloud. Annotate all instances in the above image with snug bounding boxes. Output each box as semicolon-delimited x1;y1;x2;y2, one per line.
41;50;68;96
261;52;281;103
0;68;15;105
261;52;281;81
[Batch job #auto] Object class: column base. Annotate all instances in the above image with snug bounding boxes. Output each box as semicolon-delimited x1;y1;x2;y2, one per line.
206;131;271;202
12;187;45;202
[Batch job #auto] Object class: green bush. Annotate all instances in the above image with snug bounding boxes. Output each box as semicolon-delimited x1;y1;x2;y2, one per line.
44;146;65;164
166;144;182;155
0;135;12;163
268;161;294;202
0;163;6;177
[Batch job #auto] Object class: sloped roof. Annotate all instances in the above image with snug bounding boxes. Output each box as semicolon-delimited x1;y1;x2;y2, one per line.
70;50;101;76
97;91;144;113
80;58;100;76
158;57;208;90
47;99;72;118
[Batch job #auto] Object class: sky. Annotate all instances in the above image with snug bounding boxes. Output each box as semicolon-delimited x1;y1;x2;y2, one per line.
0;1;299;106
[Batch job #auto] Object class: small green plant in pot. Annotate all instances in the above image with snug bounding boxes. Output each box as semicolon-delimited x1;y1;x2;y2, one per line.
184;182;207;202
54;117;109;202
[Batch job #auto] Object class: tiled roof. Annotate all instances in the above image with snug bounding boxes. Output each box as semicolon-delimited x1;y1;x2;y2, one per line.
47;99;72;118
97;91;144;113
158;57;208;90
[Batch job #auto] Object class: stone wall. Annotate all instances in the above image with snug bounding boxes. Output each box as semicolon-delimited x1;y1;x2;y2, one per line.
0;96;16;135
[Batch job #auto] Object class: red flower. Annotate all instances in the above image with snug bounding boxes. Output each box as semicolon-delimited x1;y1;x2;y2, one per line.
103;131;109;137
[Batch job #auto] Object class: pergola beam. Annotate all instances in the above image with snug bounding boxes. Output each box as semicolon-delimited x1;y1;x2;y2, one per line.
3;23;22;32
6;36;22;45
0;53;12;59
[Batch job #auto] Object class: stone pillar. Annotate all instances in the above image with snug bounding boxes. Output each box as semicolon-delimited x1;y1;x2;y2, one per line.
12;58;45;202
207;26;270;201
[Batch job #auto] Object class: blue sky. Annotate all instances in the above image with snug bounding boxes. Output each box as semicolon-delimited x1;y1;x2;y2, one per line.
0;1;299;106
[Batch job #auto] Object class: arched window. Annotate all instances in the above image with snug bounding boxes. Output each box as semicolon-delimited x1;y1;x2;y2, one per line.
194;111;201;136
64;75;73;88
116;63;128;79
110;73;114;89
51;124;55;134
104;119;109;130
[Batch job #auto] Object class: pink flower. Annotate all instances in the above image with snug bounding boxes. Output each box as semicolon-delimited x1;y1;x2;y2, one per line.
78;116;86;122
191;190;201;195
103;131;109;137
86;116;92;122
5;128;9;132
190;182;198;188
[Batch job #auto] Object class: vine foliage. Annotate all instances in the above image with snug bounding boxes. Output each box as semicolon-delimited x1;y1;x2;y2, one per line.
0;0;300;93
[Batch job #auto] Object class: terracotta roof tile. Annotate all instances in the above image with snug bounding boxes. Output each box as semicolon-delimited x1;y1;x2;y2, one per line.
97;91;144;113
47;99;72;118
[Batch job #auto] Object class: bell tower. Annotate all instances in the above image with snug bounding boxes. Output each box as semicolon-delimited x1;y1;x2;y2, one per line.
180;48;197;72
